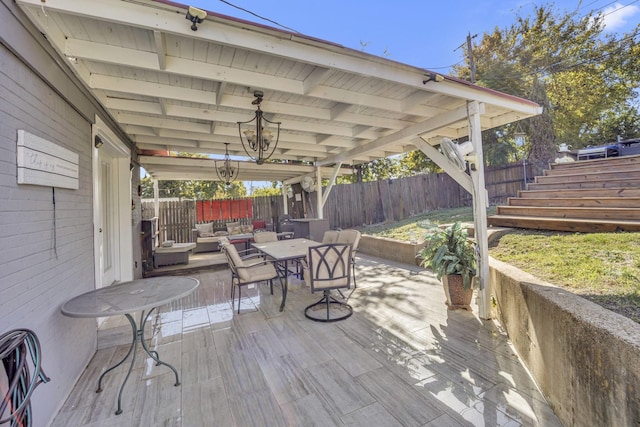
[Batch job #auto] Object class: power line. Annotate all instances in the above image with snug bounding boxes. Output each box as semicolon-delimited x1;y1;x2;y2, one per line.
216;0;300;33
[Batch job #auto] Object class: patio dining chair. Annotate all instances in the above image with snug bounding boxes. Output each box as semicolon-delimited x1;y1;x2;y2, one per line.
322;230;340;244
253;231;278;243
220;240;284;313
302;243;353;322
336;229;361;288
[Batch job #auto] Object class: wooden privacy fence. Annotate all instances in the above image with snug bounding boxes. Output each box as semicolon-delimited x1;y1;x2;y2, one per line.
142;200;196;243
141;162;531;241
196;199;253;222
322;173;470;228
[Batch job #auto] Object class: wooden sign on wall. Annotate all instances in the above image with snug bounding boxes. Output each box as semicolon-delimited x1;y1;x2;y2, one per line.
17;130;79;189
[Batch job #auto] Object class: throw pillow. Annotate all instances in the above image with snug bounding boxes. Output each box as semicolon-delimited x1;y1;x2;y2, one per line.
226;222;240;234
228;225;243;235
252;220;266;230
241;224;254;234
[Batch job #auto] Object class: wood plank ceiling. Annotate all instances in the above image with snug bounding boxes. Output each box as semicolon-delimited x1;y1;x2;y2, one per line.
18;0;541;183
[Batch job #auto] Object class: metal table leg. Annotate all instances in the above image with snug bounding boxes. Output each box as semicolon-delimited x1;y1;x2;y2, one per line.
96;308;180;415
279;259;288;312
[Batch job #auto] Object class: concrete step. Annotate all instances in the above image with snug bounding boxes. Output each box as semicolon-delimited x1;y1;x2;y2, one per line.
487;215;640;233
495;206;640;221
507;197;640;208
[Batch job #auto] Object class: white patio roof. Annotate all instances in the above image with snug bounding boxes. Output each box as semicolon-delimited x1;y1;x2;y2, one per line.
18;0;541;183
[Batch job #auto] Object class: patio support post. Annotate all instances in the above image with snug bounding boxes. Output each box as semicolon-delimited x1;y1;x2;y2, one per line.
411;101;491;319
282;183;288;215
153;179;159;219
468;101;490;319
316;167;323;219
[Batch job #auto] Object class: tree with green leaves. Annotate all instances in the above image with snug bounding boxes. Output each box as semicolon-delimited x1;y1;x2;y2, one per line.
252;183;282;197
454;4;639;166
397;150;441;176
140;175;247;200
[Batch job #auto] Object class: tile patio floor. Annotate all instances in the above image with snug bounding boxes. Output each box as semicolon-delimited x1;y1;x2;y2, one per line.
51;255;562;426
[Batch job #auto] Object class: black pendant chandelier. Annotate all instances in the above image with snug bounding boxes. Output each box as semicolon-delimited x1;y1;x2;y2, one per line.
215;143;240;186
237;90;281;165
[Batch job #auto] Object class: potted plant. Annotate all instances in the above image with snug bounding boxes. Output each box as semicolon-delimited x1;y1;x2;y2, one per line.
418;221;477;310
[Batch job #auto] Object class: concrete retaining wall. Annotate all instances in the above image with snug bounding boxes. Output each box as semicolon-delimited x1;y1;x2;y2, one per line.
489;258;640;426
359;235;424;266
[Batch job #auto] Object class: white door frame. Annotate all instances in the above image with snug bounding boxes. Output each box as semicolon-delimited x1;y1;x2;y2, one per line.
92;116;133;289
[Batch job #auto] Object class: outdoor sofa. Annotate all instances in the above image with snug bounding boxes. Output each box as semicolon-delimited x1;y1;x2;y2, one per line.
191;219;273;253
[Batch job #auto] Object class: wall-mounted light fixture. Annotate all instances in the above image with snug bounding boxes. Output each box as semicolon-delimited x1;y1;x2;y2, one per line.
216;143;240;185
94;136;103;148
237;90;281;165
423;72;444;84
185;6;206;31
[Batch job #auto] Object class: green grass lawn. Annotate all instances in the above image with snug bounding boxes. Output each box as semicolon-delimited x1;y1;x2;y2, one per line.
360;206;496;241
361;207;640;323
490;229;640;323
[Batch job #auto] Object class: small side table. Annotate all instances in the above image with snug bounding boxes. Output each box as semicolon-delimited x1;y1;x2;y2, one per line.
154;242;196;268
61;277;199;415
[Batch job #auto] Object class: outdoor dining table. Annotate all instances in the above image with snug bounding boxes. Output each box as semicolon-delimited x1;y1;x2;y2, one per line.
251;238;320;310
60;276;199;415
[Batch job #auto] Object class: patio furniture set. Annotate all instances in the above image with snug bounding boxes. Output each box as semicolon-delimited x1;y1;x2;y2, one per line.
221;229;361;320
153;219;281;269
61;229;361;416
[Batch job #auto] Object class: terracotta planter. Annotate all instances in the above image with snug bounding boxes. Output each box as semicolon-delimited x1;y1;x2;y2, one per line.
443;274;473;311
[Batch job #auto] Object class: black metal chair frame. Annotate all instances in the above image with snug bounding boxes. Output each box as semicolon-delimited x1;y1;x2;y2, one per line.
304;243;353;322
221;244;284;313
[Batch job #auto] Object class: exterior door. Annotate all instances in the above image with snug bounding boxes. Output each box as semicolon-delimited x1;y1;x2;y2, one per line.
97;155;116;287
93;116;133;291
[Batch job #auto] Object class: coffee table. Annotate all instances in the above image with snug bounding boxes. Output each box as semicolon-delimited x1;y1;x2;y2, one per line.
61;276;199;415
154;242;196;268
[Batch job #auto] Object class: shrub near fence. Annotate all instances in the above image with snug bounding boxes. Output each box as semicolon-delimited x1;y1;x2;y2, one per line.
142;161;532;240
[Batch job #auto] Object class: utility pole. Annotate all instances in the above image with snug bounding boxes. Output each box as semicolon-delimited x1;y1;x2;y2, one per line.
466;32;477;83
454;32;477;83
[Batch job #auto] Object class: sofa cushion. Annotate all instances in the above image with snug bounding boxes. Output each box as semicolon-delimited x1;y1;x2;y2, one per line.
195;222;213;236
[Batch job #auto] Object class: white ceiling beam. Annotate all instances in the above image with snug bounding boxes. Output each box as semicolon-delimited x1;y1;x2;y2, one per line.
106;96;384;140
91;74;217;105
153;30;167;70
303;67;331;94
216;82;227;105
91;71;416;131
64;38;304;94
330;103;351;120
318;104;472;166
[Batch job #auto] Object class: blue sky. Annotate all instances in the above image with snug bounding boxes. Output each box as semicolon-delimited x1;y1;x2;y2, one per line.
192;0;639;73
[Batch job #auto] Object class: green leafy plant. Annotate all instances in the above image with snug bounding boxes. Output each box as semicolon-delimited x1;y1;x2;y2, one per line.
419;221;477;289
